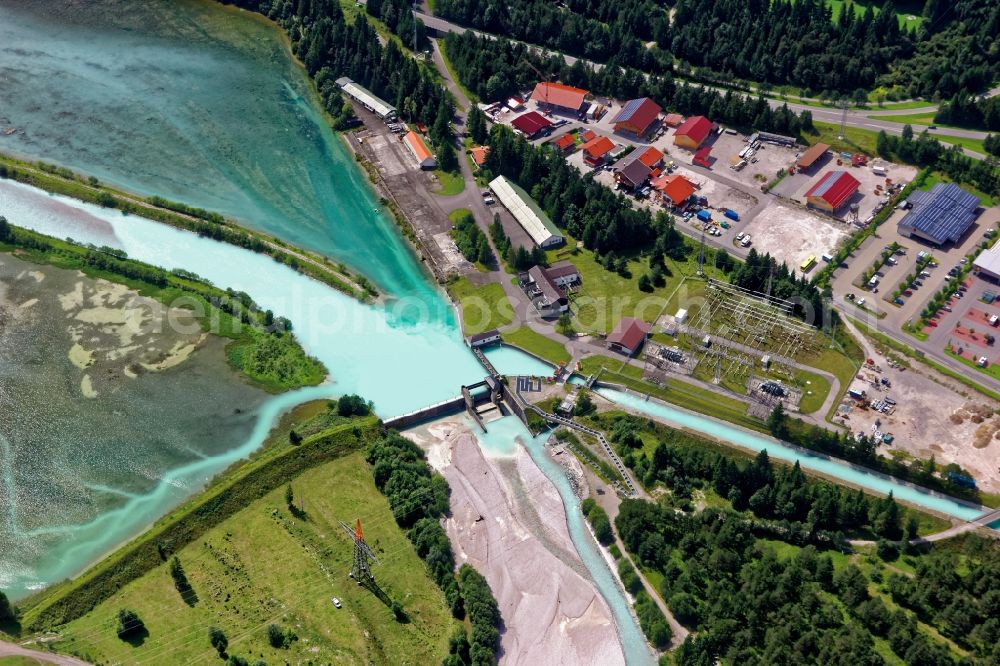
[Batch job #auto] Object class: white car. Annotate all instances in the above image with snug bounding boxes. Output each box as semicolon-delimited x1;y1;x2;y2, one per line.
736;232;745;242
856;298;866;307
332;597;342;609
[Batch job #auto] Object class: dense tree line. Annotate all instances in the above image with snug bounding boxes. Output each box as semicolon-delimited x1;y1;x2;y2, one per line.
488;217;545;271
885;536;1000;662
366;0;427;51
730;249;831;327
147;196;225;225
669;0;910;95
580;498;613;545
435;0;668;70
457;565;500;666
218;0;454;155
451;210;493;265
934;91;1000;131
877;126;1000;196
443;32;813;137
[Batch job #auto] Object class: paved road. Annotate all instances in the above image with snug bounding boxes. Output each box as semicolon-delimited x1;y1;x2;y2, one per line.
851;505;1000;547
415;8;990;155
0;641;90;665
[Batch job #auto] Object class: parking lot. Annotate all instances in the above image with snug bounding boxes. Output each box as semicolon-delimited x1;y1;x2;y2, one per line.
830;206;993;328
736;199;850;271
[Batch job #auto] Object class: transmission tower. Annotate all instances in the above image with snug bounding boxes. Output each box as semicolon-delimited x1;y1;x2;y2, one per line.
838;98;849;141
340;518;380;584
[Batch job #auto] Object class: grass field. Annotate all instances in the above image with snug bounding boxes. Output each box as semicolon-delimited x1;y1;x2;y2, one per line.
805;121;879;156
433;168;465;196
448;277;513;335
866;111;938;126
502;326;571;364
50;451;456;666
919;171;997;207
935;134;989;156
546;240;727;335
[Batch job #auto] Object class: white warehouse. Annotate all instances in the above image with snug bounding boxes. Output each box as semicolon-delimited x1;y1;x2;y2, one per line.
489;175;564;249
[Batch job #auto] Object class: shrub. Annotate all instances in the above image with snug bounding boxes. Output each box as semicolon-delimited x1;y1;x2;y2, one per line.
115;608;145;640
209;626;228;655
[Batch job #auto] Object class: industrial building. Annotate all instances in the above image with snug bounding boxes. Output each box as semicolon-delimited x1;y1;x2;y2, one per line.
336;77;397;121
402;131;436;169
511;111;552;139
673;115;713;150
796;142;830;171
611;97;662;137
607;317;650;356
489;175;564;248
897;183;980;245
530;82;589;114
804;170;861;212
974;239;1000;282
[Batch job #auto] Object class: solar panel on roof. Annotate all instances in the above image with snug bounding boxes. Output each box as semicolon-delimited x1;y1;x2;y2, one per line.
898;183;979;244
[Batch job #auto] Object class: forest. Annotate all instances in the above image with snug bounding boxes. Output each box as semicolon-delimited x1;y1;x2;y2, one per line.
876;126;1000;197
435;0;1000;98
603;412;1000;665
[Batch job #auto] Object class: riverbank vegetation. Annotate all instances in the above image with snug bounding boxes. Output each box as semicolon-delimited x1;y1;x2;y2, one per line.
23;416;462;665
0;221;325;393
367;433;501;665
0;153;374;300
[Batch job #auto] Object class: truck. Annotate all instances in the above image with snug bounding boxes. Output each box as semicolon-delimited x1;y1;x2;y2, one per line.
724;209;740;221
696;209;712;223
872;165;887;176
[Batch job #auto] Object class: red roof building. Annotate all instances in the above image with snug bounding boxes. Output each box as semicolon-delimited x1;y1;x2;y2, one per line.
470;145;490;168
582;135;615;166
530;82;588;113
611;97;662;137
552;133;576;152
692;146;713;168
804;170;861;212
673;115;713;150
663;113;685;127
653;174;696;207
511;111;552;138
607;317;650;356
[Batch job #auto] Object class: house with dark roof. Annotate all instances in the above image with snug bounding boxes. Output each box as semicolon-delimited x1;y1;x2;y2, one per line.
615;158;652;191
526;265;569;316
611;97;662;137
467;330;501;348
544;261;580;287
530;82;589;114
607;317;650;356
673;115;713;150
804;170;860;212
511;111;552;139
897;183;980;246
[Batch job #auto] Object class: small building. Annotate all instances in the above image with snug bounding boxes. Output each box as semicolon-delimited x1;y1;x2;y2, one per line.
692;146;712;168
511;111;552;139
974;239;1000;282
551;133;577;153
581;135;616;166
506;96;525;111
673;115;713;150
607;317;650;356
468;330;501;348
489;175;564;248
804;170;861;212
544;260;581;287
470;145;490;169
758;131;796;146
403;131;436;169
675;308;688;324
663;113;685;127
530;82;589;115
797;142;830;171
898;183;980;246
632;145;664;169
336;77;397;121
611;97;662;137
653;174;696;207
527;265;568;315
615;158;652;191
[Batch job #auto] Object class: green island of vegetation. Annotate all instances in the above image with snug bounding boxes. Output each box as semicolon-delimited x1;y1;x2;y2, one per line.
0;217;325;393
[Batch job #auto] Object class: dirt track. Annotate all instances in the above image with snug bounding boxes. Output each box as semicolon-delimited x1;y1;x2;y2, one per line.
0;641;91;665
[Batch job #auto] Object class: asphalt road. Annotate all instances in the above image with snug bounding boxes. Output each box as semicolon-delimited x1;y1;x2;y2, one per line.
414;9;990;154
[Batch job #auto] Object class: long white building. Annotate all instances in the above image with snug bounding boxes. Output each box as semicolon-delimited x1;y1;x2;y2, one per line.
489;175;563;248
336;76;397;121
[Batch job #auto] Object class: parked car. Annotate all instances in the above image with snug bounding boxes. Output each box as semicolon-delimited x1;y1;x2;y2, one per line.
846;293;856;301
857;298;866;306
942;305;952;312
904;289;913;296
332;597;342;609
736;232;745;242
